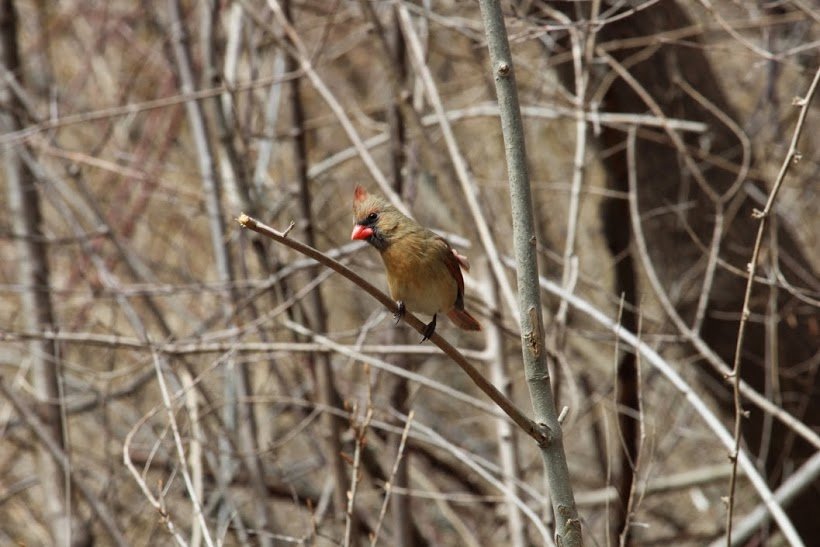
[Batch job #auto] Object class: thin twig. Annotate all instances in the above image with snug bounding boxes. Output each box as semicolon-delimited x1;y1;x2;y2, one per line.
617;308;645;547
485;271;526;547
344;404;372;547
598;49;719;204
576;463;743;507
714;451;820;547
408;416;555;546
0;72;301;146
167;1;249;540
396;4;521;325
283;0;352;531
618;124;820;456
0;378;129;547
526;269;803;545
149;347;215;547
725;66;819;547
258;0;410;217
123;405;188;546
675;77;751;334
550;5;592;336
370;410;415;547
283;319;501;417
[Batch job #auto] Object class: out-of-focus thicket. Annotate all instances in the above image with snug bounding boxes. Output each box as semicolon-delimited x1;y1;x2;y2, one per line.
1;0;817;545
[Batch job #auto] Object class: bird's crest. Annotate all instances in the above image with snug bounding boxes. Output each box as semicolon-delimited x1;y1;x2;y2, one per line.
354;185;368;203
352;185;390;221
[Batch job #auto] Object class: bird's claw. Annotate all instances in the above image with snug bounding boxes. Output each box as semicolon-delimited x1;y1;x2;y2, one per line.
420;314;437;343
394;301;406;325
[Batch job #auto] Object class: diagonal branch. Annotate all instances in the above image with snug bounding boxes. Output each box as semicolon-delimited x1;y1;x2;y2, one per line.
236;214;544;444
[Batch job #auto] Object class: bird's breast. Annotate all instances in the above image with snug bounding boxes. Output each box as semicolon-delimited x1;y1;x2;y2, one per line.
381;244;457;317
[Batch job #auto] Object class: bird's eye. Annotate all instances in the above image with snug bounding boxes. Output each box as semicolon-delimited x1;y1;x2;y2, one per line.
366;212;378;222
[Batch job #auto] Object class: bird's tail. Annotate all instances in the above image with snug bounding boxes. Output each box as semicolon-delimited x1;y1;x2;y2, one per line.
447;308;481;331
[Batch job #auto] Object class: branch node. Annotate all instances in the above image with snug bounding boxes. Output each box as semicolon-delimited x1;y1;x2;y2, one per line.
534;422;552;447
497;62;510;76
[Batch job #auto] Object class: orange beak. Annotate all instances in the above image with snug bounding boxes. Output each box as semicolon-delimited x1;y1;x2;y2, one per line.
351;224;373;240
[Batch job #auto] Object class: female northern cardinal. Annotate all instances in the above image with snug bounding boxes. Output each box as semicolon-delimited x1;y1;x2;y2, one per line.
351;185;481;341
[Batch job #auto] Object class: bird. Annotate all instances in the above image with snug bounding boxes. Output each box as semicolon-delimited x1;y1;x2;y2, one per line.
350;185;481;341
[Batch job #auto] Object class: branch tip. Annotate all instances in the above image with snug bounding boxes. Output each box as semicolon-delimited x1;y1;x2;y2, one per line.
557;406;569;424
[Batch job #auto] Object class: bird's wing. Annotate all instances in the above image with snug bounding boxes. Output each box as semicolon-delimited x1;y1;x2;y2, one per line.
436;237;465;301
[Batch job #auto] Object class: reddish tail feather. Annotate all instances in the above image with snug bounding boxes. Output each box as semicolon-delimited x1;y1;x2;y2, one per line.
447;308;481;331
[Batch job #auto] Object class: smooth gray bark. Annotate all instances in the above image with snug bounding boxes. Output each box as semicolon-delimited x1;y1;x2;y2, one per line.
477;1;582;545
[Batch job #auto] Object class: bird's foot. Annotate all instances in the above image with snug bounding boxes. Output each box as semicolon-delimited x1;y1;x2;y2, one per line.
394;301;406;325
421;314;437;343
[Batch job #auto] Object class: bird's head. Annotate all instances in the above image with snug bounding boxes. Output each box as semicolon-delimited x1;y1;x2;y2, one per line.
351;185;406;251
